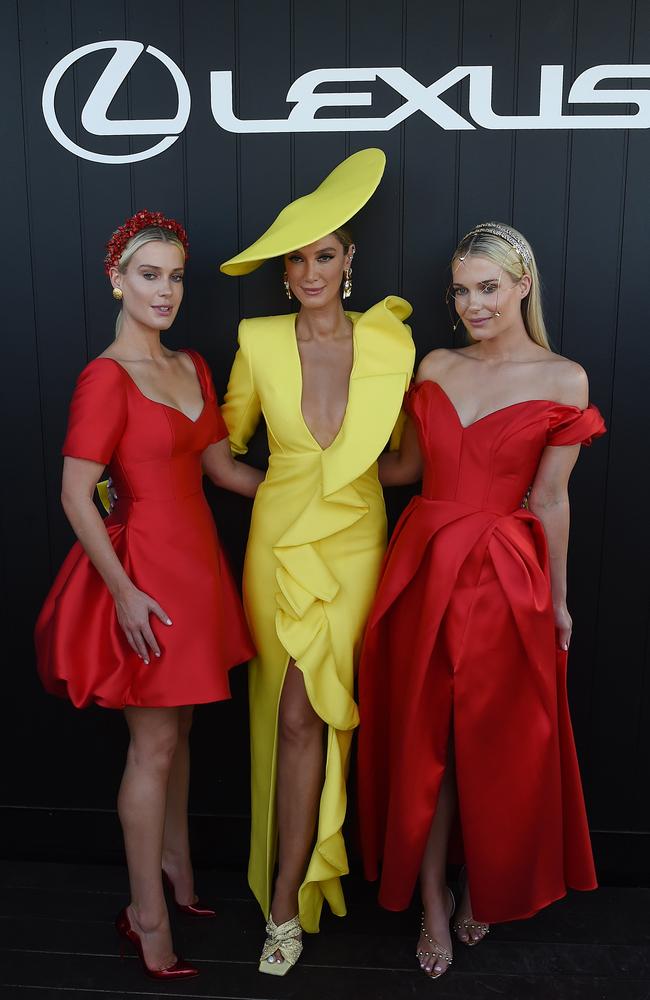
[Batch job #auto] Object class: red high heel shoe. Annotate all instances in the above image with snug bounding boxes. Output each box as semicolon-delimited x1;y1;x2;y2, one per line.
115;907;199;980
162;869;217;918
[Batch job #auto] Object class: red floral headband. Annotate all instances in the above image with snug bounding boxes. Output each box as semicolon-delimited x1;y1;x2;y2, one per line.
104;210;189;275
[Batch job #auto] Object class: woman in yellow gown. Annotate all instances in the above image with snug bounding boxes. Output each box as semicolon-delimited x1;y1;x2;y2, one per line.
220;150;415;973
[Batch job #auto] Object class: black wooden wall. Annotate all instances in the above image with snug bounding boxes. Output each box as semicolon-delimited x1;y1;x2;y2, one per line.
2;0;648;877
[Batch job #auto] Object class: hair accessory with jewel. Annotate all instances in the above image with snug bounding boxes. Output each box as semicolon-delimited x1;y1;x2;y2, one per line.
462;222;532;268
104;210;189;275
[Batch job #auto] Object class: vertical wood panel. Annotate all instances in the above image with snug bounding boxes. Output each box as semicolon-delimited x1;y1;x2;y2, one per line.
512;1;576;349
70;1;132;361
235;0;292;318
457;0;519;234
559;0;633;830
127;0;188;342
9;2;125;811
587;0;650;832
347;0;404;305
182;0;240;390
126;0;186;217
1;0;53;804
401;0;463;352
19;2;88;570
292;0;348;195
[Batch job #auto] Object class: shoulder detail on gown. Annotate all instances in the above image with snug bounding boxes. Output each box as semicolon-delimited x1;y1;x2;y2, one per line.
62;359;128;465
546;403;606;447
321;296;415;497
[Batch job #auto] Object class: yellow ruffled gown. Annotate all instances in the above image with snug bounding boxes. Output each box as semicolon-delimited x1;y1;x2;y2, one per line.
222;296;414;932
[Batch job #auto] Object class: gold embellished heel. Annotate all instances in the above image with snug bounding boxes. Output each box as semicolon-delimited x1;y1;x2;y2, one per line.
417;886;455;979
258;913;303;977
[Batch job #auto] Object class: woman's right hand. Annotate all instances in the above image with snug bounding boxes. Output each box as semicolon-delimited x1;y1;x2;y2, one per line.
113;584;172;663
107;478;118;511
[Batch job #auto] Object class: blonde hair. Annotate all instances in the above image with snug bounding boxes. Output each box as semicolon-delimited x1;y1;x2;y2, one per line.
114;226;185;335
451;223;551;350
333;226;353;253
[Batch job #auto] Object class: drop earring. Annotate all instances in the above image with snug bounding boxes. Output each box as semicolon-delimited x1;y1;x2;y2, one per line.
282;272;292;300
342;268;352;300
445;288;460;332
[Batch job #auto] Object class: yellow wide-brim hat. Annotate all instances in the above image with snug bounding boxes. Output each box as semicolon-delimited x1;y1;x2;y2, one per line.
220;148;386;276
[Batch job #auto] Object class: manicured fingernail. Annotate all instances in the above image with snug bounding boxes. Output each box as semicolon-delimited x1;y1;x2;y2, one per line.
144;658;149;665
166;619;172;625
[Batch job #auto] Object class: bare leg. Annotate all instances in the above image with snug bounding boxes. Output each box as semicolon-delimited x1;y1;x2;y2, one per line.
417;745;457;977
268;661;324;963
118;706;180;971
161;706;197;905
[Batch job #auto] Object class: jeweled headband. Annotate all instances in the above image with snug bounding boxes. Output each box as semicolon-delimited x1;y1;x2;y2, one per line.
461;222;532;268
104;209;189;275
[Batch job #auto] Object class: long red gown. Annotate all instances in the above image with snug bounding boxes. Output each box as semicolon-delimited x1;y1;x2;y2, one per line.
35;350;254;709
357;379;605;924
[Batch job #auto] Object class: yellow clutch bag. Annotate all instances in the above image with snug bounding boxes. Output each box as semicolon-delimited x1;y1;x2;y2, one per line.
96;479;111;514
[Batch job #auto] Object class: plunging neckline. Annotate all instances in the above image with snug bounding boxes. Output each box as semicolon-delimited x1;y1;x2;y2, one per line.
291;314;358;452
421;380;565;430
98;350;206;424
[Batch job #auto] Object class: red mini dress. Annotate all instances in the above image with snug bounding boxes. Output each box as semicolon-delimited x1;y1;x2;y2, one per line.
35;350;255;710
357;379;606;924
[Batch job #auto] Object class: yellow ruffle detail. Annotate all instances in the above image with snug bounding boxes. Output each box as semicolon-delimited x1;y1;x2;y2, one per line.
223;296;414;934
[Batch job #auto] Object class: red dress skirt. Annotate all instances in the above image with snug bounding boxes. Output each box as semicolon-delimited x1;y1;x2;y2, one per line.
357;380;605;923
35;350;254;709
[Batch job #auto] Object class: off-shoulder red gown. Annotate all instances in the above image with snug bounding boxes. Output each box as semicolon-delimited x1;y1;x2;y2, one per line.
357;380;605;924
35;350;255;709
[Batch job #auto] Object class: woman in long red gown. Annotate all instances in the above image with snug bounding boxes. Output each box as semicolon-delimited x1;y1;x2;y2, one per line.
35;212;261;980
357;222;605;980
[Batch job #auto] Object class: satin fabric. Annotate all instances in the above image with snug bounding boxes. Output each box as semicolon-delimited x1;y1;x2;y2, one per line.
35;350;254;709
358;380;605;924
221;297;415;933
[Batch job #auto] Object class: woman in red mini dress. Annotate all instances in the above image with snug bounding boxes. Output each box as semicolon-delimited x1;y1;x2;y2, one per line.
35;212;261;980
357;223;605;980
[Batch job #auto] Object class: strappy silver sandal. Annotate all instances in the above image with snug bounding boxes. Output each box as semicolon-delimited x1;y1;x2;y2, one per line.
454;866;490;946
416;886;455;979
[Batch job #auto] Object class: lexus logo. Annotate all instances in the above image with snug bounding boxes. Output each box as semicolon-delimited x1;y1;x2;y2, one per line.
42;40;650;165
42;40;191;164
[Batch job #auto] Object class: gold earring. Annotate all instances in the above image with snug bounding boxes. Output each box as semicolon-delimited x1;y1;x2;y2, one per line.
342;268;352;300
445;289;460;331
112;287;123;301
282;272;292;300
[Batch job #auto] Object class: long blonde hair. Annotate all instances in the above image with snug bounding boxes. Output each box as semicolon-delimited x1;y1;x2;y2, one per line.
114;226;186;335
451;223;551;350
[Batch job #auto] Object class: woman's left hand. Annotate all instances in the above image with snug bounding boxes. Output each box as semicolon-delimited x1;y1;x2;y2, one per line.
97;477;118;513
554;603;572;651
